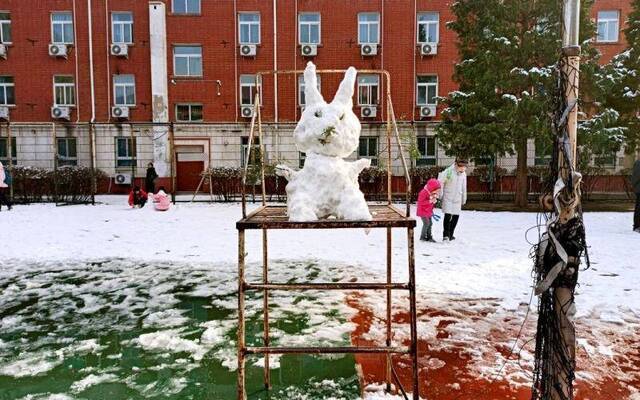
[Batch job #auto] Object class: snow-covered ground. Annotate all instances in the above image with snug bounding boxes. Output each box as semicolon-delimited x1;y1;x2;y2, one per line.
0;197;638;399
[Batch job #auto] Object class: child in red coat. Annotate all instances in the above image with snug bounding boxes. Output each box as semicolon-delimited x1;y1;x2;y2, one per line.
416;178;442;242
128;186;148;208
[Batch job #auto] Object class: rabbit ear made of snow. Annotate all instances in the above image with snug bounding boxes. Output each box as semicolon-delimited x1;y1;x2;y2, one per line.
331;66;357;108
303;62;324;106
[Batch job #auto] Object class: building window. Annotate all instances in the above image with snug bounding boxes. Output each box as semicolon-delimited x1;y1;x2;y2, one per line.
597;11;619;42
53;76;75;106
239;13;260;44
0;13;11;44
299;152;306;169
299;13;321;44
0;76;15;106
240;75;261;105
112;12;133;44
172;0;200;15
116;137;136;168
416;137;437;166
534;138;552;166
51;12;74;44
358;13;379;44
359;137;378;166
113;75;136;106
593;152;617;168
241;137;261;168
298;74;321;107
417;12;439;43
0;137;17;165
57;137;77;166
357;75;379;106
174;45;203;77
417;76;438;105
176;104;203;122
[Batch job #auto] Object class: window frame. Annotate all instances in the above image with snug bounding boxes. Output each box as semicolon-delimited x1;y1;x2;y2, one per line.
53;75;76;106
416;136;437;166
175;103;204;122
0;12;12;44
596;10;620;43
115;137;137;168
0;137;17;165
238;12;261;45
172;0;201;15
173;45;203;77
0;76;15;106
56;137;78;166
51;12;74;44
298;74;321;107
241;136;262;168
298;13;321;45
111;12;133;44
417;12;439;44
240;75;262;106
113;74;136;107
357;74;380;106
358;12;380;44
358;136;379;167
416;75;438;106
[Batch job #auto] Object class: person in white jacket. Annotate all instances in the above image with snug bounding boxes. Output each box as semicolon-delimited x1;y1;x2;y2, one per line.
437;158;468;240
0;161;12;211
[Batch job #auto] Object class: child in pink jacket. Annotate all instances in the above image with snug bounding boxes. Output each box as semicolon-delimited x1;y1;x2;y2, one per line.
151;187;171;211
416;178;442;242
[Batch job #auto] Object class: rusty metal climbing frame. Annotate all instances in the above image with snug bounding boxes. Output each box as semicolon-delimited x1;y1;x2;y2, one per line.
236;69;419;399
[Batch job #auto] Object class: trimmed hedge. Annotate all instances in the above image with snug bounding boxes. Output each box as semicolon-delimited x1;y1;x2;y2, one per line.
10;166;106;204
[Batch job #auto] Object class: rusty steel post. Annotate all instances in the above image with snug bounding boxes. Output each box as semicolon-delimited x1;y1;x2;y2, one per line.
386;226;392;392
237;229;247;400
408;226;419;400
262;228;271;389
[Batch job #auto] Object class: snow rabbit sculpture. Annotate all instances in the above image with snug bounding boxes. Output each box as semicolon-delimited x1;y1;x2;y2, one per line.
276;62;372;222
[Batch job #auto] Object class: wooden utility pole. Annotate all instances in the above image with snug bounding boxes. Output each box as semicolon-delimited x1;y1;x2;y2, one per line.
555;2;581;398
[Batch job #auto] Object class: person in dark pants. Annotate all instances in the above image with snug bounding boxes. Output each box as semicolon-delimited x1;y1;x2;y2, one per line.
128;186;148;208
145;162;158;194
632;160;640;233
437;158;468;241
0;161;12;211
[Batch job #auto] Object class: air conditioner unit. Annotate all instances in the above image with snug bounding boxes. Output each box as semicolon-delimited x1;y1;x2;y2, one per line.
0;44;7;59
0;106;9;121
301;44;317;57
361;106;377;118
360;43;377;56
240;106;254;118
51;106;71;120
48;43;68;58
112;106;130;119
114;173;132;185
419;105;437;118
419;42;438;56
110;43;129;57
239;44;257;57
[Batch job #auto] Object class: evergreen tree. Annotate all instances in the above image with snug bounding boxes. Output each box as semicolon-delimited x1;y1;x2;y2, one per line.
437;0;598;207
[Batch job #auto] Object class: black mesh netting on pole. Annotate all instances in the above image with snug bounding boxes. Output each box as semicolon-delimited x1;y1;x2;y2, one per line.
530;33;590;400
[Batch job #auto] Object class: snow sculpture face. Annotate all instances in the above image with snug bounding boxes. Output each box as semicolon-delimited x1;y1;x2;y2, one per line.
294;62;361;158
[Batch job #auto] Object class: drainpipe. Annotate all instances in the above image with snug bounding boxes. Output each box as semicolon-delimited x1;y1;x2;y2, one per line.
412;0;417;122
273;0;278;124
72;0;81;122
105;0;111;122
88;0;98;202
234;0;238;122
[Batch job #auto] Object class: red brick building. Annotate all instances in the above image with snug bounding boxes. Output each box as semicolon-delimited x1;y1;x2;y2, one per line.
0;0;633;192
